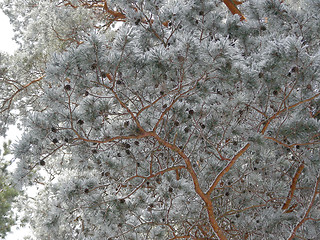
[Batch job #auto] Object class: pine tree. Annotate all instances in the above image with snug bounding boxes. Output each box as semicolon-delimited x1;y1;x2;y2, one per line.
1;0;320;239
0;141;18;238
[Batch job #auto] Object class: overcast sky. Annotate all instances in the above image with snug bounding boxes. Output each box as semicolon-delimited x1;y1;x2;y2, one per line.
0;7;18;55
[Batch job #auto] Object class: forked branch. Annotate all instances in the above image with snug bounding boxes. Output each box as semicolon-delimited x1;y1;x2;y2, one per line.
1;75;44;113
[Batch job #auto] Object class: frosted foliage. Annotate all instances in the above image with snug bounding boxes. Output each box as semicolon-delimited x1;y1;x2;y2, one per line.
1;0;320;239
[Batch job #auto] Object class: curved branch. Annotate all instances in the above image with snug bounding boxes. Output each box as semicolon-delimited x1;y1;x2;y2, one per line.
1;75;44;113
288;175;320;240
261;93;320;134
150;132;228;240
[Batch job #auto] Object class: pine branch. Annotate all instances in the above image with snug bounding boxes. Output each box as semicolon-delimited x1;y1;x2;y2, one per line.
287;175;320;239
282;164;305;211
222;0;246;21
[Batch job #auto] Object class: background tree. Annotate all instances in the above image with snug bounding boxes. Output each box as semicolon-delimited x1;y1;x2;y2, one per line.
1;0;320;239
0;140;18;238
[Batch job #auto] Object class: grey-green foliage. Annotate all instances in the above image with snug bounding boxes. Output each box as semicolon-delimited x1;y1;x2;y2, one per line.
1;0;320;239
0;141;18;239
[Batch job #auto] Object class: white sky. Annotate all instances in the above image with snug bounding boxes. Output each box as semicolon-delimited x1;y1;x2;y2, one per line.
0;7;18;55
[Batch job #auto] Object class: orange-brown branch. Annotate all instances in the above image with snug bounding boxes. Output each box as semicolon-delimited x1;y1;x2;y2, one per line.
52;27;83;45
282;164;305;211
222;0;246;21
103;1;126;20
1;75;45;113
265;136;320;149
288;176;320;240
203;94;319;206
261;93;320;134
102;1;172;28
124;165;186;183
264;136;291;148
151;132;227;240
206;143;250;196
